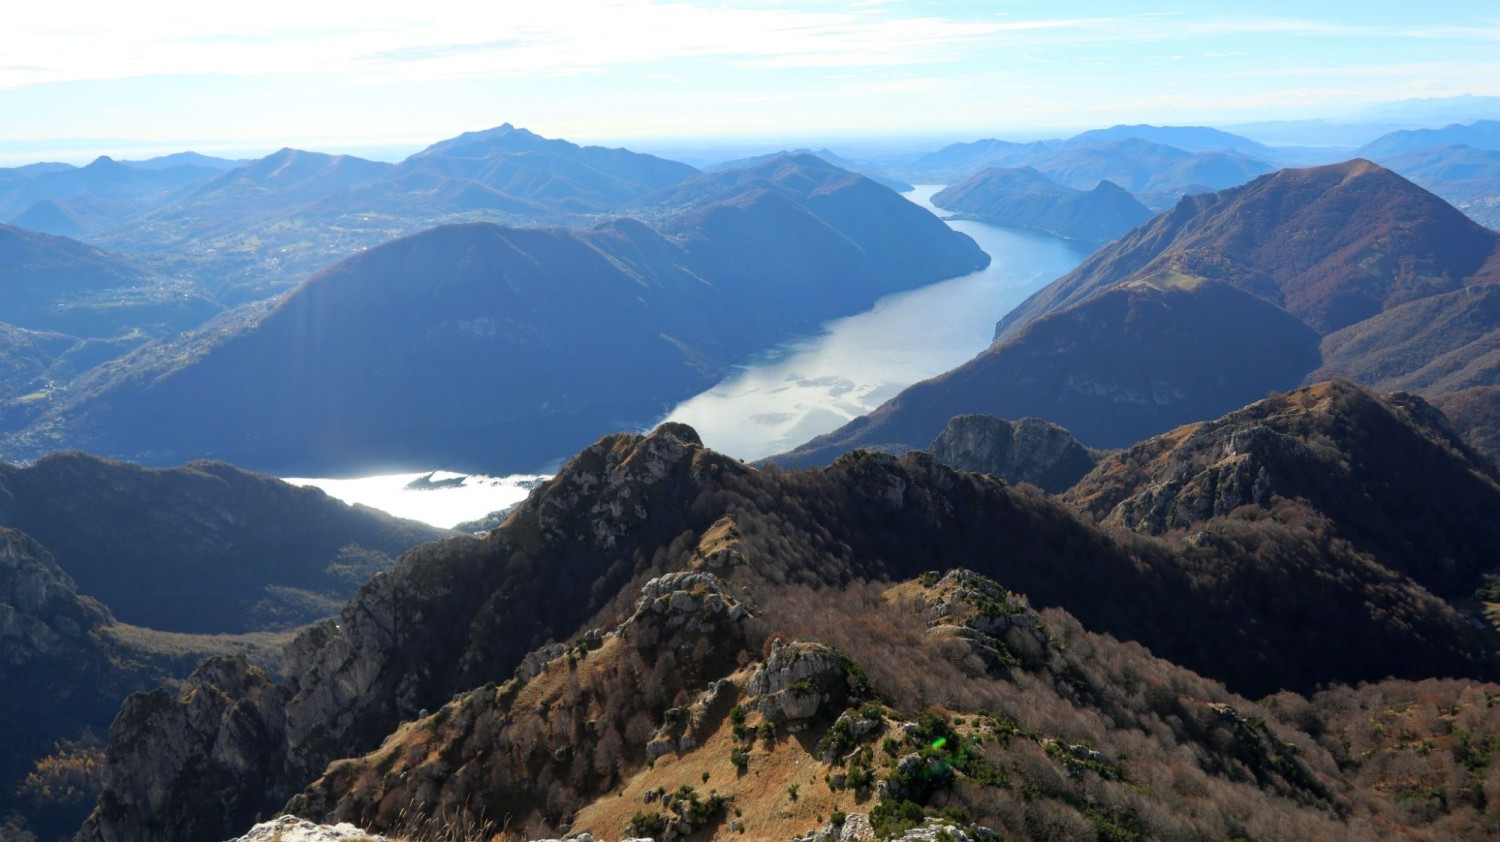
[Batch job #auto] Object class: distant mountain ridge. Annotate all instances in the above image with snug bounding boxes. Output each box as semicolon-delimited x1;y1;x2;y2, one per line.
909;127;1277;200
707;147;912;191
0;451;449;633
930;167;1152;243
1358;119;1500;158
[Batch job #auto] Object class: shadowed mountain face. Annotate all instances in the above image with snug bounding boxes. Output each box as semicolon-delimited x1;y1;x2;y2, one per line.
77;408;1500;842
997;159;1500;341
3;156;986;475
0;452;449;633
931;167;1152;244
1430;385;1500;467
0;449;445;840
773;278;1322;462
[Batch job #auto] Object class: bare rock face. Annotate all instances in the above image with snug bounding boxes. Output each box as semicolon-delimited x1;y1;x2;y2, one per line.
746;640;863;727
81;657;292;842
1102;423;1292;532
929;415;1098;493
623;570;748;650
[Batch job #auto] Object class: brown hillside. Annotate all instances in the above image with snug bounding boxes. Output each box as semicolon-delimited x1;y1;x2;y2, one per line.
996;159;1500;341
1063;380;1500;598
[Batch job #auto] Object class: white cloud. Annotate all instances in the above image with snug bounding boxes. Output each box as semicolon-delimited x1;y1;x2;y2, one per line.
0;2;1071;87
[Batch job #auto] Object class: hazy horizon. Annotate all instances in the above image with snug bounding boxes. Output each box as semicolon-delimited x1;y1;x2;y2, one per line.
3;2;1498;167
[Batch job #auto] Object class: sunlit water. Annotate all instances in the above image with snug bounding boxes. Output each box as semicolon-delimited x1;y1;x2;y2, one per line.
283;471;549;530
657;186;1089;460
286;187;1088;525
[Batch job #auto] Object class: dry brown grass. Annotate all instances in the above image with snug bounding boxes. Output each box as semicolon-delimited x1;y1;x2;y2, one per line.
569;667;864;841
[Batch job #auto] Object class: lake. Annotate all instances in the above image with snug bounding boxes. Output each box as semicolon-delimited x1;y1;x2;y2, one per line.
657;186;1089;460
286;188;1089;527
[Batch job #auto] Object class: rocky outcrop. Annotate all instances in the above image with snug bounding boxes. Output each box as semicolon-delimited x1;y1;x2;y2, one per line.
624;570;748;650
1099;424;1290;533
746;640;865;727
929;415;1098;493
224;815;386;842
793;812;994;842
81;657;293;842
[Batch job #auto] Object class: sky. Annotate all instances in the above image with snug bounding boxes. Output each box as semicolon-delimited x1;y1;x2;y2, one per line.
2;1;1498;163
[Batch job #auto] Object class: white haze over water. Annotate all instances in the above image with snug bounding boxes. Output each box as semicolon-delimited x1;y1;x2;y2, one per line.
283;472;548;530
659;186;1090;460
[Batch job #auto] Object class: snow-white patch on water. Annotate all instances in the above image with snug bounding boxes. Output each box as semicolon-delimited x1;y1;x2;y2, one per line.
284;471;549;529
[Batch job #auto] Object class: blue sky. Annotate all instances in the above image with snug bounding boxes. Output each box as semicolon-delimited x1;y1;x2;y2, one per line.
2;1;1497;163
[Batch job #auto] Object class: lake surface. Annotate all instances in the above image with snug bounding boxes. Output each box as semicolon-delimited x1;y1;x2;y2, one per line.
287;189;1089;526
657;186;1089;460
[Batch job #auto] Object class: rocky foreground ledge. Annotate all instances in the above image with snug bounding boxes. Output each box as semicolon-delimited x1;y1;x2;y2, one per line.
226;812;988;842
225;814;386;841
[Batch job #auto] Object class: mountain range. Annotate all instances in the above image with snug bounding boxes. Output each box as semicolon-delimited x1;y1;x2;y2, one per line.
909;133;1277;202
1;155;986;475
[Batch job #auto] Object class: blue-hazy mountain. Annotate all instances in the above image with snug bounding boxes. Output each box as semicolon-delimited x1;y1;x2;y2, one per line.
931;167;1153;244
0;223;219;338
1358;120;1500;158
707;148;912;191
911;134;1274;198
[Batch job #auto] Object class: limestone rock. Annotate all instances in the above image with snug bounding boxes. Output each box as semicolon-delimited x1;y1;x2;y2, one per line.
225;814;386;842
622;571;747;650
81;657;294;842
747;640;860;726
